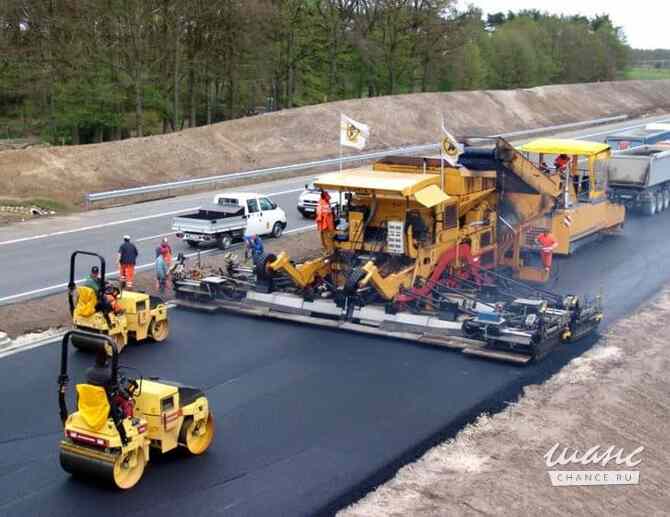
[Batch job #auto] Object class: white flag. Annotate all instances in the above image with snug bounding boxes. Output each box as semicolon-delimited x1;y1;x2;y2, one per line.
441;116;463;167
340;113;370;150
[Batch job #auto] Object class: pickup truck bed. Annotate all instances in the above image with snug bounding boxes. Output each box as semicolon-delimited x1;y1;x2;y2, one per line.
172;203;246;249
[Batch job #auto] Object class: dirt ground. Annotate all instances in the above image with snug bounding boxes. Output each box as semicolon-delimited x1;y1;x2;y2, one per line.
0;230;320;338
2;80;670;207
340;288;670;517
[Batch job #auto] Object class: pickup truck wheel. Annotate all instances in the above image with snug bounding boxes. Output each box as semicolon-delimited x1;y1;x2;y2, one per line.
217;234;232;250
186;240;200;248
271;222;284;238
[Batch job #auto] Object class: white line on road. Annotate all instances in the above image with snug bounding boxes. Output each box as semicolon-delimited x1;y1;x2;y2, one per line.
136;232;176;242
0;188;308;248
0;224;316;304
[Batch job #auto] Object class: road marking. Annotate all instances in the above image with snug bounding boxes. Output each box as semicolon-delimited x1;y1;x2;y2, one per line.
0;208;196;247
136;232;175;243
0;224;316;304
575;118;670;140
0;189;307;248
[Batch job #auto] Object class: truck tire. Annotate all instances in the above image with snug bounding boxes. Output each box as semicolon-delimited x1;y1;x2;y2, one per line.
271;222;284;238
642;195;656;216
217;234;232;250
656;192;665;213
664;190;670;210
186;240;200;248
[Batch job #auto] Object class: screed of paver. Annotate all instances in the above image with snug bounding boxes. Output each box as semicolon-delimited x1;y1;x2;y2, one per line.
340;289;670;517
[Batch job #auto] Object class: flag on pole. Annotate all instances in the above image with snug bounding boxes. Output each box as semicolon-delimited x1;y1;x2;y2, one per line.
340;114;370;151
441;116;463;167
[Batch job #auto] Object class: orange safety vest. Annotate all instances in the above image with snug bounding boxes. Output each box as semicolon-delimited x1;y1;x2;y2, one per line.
316;198;334;231
536;233;557;253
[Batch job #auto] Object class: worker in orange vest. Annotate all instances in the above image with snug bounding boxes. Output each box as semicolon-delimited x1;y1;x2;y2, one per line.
315;190;335;253
535;230;558;272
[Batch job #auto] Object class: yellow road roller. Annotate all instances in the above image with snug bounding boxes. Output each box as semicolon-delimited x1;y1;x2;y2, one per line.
58;329;215;489
68;251;169;353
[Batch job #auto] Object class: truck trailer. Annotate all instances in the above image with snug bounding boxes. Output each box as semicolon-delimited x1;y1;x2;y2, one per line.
605;145;670;216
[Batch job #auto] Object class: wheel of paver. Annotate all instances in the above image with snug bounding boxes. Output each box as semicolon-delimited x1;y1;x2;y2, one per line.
186;240;200;248
642;196;656;216
255;253;277;281
271;222;284;238
149;318;169;342
180;413;215;455
112;448;145;490
217;233;232;250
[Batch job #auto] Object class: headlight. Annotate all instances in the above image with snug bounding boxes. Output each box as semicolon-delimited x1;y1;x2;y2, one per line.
298;200;304;207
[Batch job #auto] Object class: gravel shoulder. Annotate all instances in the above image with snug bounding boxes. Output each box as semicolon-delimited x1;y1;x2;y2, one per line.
340;287;670;516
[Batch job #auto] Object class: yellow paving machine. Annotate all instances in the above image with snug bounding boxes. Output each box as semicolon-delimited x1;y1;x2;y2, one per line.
69;251;169;353
58;330;214;489
174;138;605;363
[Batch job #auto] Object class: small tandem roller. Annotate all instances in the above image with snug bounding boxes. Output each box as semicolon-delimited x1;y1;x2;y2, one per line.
58;330;214;489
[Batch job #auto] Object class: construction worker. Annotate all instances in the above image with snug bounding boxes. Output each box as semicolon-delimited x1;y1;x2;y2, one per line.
535;230;558;273
554;153;570;172
159;237;173;267
155;249;169;294
118;235;138;289
82;265;101;294
244;234;264;263
316;190;335;253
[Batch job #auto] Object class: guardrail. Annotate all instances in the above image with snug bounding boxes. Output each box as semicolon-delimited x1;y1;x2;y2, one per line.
85;114;627;206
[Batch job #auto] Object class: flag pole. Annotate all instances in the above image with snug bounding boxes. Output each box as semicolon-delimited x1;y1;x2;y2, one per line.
339;113;343;175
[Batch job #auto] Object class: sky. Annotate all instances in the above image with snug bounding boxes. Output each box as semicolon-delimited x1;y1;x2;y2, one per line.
460;0;668;49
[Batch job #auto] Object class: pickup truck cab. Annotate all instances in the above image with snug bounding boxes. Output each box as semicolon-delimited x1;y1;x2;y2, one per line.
297;183;343;218
173;192;287;249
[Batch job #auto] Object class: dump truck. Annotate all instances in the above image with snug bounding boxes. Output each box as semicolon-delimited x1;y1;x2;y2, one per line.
605;123;670;151
173;138;603;364
605;145;670;216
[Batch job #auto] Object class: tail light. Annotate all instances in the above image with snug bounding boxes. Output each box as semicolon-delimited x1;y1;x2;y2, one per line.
66;430;109;449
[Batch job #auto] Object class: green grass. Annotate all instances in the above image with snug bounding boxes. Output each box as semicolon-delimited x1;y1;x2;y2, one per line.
624;67;670;80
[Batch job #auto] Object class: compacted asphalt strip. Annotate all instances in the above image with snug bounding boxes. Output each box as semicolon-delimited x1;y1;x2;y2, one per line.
1;209;670;516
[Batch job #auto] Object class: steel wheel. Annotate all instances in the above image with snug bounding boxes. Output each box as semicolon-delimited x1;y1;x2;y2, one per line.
113;448;145;490
181;413;215;455
149;318;169;342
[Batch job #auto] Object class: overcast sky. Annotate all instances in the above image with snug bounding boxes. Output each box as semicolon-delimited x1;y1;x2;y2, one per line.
460;0;667;49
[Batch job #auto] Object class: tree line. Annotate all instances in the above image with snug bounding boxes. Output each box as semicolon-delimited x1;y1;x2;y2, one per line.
0;1;631;144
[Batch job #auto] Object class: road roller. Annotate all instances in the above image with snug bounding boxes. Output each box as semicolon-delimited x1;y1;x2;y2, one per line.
68;251;169;353
58;329;215;489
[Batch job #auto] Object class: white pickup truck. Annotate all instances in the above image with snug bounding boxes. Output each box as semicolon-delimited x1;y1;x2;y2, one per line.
173;192;287;249
297;182;343;218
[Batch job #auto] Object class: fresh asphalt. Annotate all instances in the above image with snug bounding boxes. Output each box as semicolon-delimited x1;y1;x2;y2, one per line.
1;113;670;304
1;208;670;516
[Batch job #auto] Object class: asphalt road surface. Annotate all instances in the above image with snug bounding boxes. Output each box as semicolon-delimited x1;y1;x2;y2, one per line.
1;113;669;305
2;208;670;515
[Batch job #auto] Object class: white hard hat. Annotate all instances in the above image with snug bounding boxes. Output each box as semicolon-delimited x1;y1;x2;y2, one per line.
123;234;131;240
